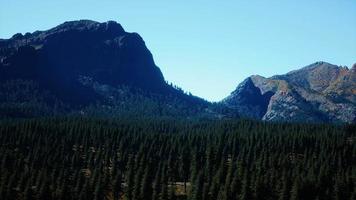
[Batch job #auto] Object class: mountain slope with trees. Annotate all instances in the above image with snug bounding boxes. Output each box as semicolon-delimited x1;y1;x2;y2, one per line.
0;20;226;119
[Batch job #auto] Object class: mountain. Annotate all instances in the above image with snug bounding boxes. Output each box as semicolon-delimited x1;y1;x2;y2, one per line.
1;20;354;123
0;20;168;101
222;61;356;123
0;20;218;118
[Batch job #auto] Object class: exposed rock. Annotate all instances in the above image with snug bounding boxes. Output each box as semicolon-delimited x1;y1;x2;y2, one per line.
223;62;356;123
0;20;169;106
0;20;213;118
222;77;274;119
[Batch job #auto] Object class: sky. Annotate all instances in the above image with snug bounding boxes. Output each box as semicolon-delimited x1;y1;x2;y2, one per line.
1;0;355;101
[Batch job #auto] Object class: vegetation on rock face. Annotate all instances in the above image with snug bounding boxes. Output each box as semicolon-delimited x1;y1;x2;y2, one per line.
0;118;354;200
0;20;232;120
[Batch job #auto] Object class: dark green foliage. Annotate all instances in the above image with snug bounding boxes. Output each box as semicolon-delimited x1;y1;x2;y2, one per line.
0;79;239;120
0;118;354;200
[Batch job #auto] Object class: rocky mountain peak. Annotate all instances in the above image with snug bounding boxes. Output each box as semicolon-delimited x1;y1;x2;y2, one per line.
222;77;274;119
274;61;349;93
0;20;169;106
2;20;126;49
222;62;356;123
49;20;125;35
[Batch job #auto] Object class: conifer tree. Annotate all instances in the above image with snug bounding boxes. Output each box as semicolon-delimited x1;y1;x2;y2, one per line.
190;171;204;200
290;177;300;200
113;170;122;200
140;166;152;200
239;173;251;200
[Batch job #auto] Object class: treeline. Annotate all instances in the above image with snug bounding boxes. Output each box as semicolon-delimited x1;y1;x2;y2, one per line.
0;79;223;119
0;118;355;200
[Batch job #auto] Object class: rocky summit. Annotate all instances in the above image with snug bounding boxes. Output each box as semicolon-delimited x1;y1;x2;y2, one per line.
0;20;210;118
222;61;356;123
0;20;168;104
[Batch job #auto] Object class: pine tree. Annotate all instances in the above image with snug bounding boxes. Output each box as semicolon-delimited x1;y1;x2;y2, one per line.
78;180;90;200
190;171;204;200
230;166;242;200
93;174;103;200
152;164;162;200
290;177;300;200
168;181;176;200
159;163;169;200
278;173;290;200
126;156;135;200
113;170;122;200
38;179;52;200
140;166;152;200
239;173;251;200
23;181;34;200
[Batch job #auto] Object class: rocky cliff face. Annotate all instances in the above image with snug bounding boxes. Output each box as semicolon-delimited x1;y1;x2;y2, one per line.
0;20;213;118
0;20;169;106
222;77;274;119
222;62;356;123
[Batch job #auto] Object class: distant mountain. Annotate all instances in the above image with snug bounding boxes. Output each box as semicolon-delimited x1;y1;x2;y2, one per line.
0;20;354;123
222;62;356;123
0;20;223;118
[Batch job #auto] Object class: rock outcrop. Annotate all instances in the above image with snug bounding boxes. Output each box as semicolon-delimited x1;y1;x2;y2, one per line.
0;20;211;118
222;62;356;123
0;20;171;105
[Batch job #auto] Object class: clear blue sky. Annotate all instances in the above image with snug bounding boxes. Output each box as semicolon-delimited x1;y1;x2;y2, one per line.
1;0;355;101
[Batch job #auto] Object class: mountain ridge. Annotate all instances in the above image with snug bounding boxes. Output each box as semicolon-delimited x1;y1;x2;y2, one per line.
0;20;354;122
222;61;355;123
0;20;216;118
0;20;172;98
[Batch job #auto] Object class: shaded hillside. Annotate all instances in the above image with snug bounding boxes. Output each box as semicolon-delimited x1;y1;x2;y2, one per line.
0;20;219;118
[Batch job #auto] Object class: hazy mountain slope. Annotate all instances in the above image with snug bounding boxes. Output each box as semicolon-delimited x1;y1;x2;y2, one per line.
222;62;356;123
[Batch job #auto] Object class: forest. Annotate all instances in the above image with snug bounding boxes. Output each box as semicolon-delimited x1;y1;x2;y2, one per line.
0;117;355;200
